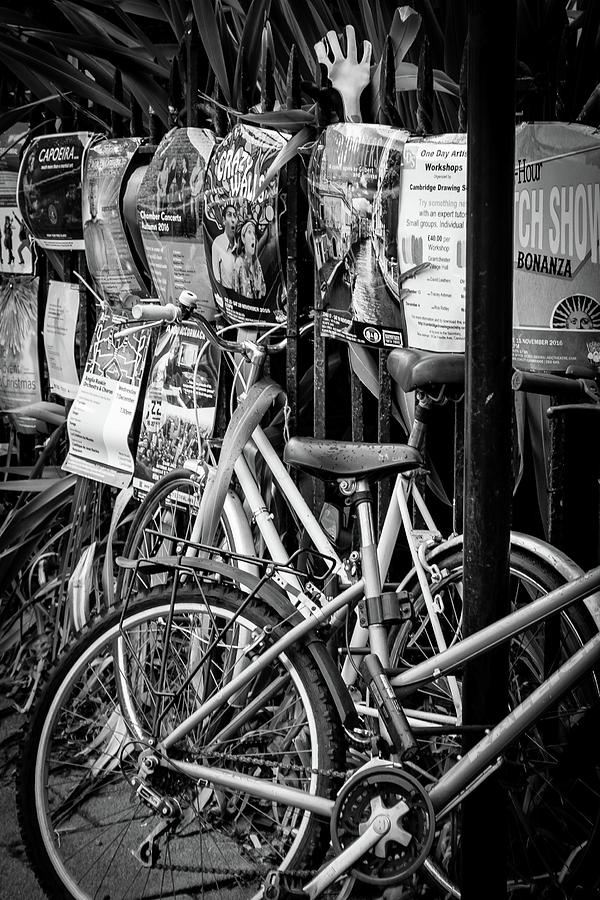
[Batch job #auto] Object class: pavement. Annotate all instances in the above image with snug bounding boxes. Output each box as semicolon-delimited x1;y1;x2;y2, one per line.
0;702;46;900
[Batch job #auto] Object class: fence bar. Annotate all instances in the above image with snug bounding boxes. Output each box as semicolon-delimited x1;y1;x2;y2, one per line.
461;2;517;898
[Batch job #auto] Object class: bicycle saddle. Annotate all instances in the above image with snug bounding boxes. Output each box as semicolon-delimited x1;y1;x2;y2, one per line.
387;348;464;392
284;437;423;481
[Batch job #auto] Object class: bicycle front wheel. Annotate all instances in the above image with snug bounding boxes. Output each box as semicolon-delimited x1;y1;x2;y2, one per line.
116;469;251;599
18;584;343;900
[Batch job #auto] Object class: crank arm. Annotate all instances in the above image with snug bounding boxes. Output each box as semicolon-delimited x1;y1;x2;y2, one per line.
302;814;391;899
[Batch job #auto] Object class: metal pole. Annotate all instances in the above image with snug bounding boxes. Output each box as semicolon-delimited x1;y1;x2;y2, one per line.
461;2;516;898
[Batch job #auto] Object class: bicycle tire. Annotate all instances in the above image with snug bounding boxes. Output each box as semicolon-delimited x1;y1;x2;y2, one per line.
394;541;600;897
18;583;343;900
116;469;249;599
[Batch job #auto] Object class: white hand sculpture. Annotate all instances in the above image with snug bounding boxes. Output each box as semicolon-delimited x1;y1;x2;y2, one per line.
314;24;372;123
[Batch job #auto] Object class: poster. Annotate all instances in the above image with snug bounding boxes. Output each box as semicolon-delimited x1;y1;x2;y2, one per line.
397;134;467;351
513;123;600;372
203;123;288;324
0;122;34;275
137;127;216;316
308;124;410;349
43;280;80;399
82;137;149;311
0;276;41;433
17;131;96;250
133;319;220;494
63;312;150;488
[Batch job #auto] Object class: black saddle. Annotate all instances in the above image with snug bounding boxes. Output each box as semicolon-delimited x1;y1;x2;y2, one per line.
283;437;423;482
387;348;464;393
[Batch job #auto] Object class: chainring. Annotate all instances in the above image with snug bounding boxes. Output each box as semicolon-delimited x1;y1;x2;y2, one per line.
331;762;435;887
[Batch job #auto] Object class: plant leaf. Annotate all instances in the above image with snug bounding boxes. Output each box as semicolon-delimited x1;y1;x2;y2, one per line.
192;0;232;105
20;29;169;78
1;36;132;116
252;124;316;200
233;0;271;108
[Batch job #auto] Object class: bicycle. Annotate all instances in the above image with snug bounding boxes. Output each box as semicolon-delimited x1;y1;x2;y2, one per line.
16;338;600;898
115;294;599;723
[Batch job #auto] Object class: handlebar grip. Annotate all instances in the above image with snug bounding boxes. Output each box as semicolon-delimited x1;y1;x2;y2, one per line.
511;369;589;399
131;303;179;323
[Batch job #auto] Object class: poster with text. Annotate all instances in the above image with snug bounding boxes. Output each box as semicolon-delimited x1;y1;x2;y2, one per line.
308;124;410;349
44;280;80;399
133;320;220;494
513;123;600;372
0;122;34;275
82;137;149;313
137;127;216;316
203;124;288;324
0;276;41;433
17;131;96;250
63;311;150;488
396;134;467;352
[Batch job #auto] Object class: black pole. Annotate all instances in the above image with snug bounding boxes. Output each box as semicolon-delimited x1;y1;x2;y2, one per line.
461;2;516;898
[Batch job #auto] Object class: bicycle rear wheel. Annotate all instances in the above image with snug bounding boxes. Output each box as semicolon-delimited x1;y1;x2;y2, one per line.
396;541;600;897
18;583;343;900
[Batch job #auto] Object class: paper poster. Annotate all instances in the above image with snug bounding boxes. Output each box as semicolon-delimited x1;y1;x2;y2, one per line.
17;131;96;250
0;276;41;433
396;134;467;351
513;123;600;372
308;124;410;349
0;122;34;275
82;137;149;312
137;127;217;316
203;124;288;324
43;280;80;399
133;319;220;494
63;312;150;488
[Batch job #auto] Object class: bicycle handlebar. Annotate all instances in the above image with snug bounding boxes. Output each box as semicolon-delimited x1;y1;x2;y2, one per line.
129;291;314;357
131;302;180;323
511;368;598;400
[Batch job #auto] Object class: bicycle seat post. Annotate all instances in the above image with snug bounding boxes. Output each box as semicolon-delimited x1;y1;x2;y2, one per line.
343;476;390;668
407;390;434;453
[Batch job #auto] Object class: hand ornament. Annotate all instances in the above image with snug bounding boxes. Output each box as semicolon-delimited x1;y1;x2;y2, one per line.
314;24;372;123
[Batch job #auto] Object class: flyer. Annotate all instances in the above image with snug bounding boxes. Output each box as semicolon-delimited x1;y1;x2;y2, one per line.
308;124;410;349
137;127;217;316
17;131;96;250
397;134;467;352
0;121;34;275
63;311;150;488
82;137;149;312
43;280;80;399
133;319;220;494
203;123;288;324
0;275;41;433
513;122;600;372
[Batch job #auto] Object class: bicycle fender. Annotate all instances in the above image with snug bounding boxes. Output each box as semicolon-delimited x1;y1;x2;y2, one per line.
199;377;286;548
117;552;358;725
401;530;600;630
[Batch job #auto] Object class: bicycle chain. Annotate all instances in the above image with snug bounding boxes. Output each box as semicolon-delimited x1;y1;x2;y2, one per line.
144;749;356;881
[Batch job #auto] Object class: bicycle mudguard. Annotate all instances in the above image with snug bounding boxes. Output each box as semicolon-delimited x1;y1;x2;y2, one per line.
198;377;286;548
116;551;358;725
405;530;600;629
